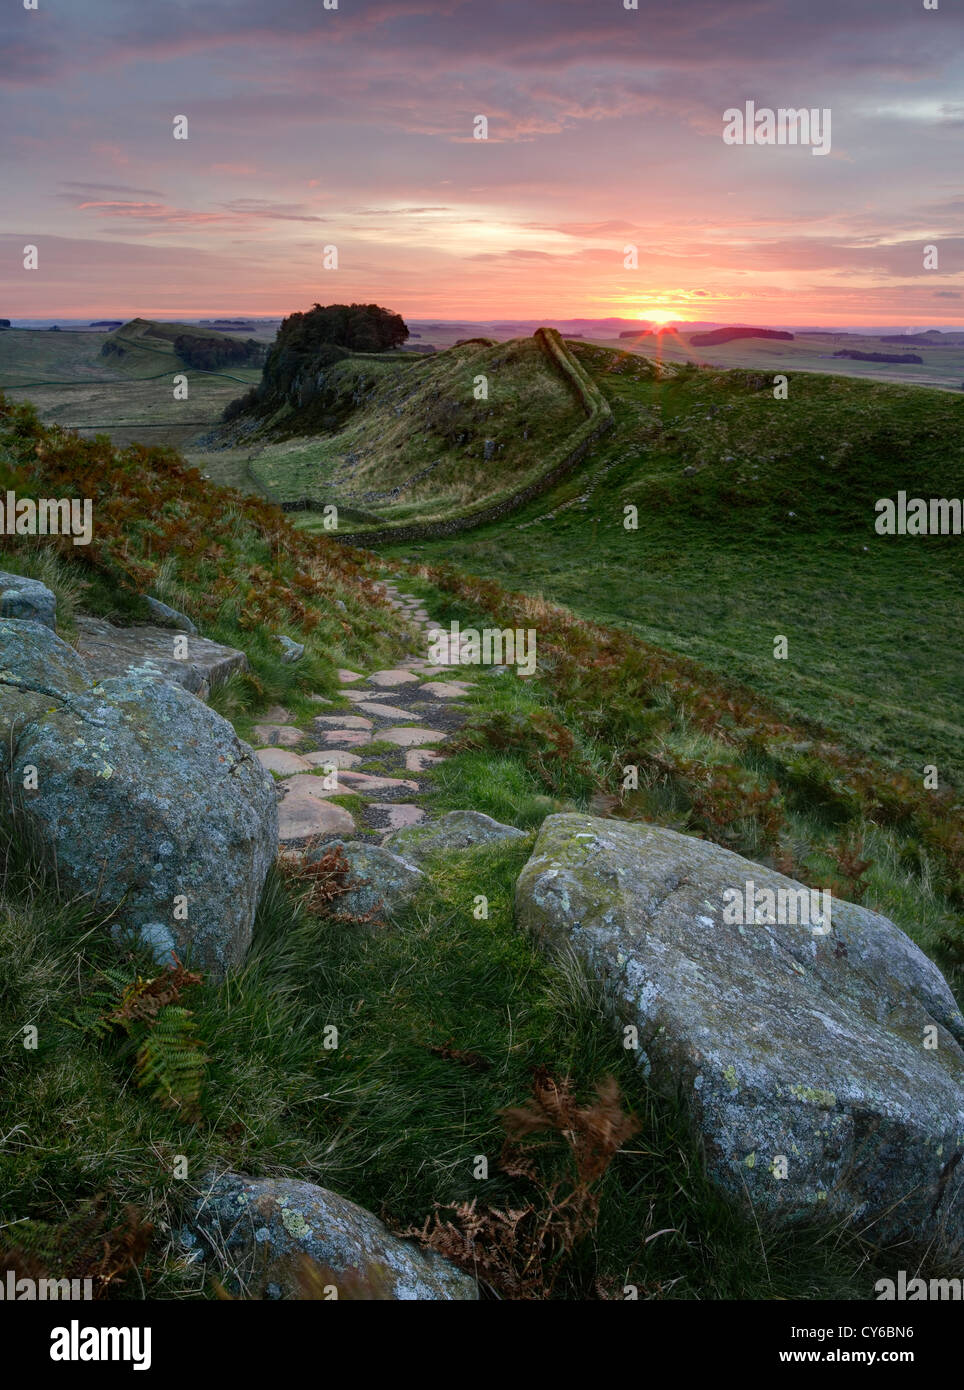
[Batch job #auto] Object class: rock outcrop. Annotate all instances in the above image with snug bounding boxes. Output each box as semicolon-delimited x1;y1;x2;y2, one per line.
515;813;964;1256
190;1171;478;1300
144;596;198;633
0;616;276;978
0;571;57;630
385;809;527;862
305;838;424;924
75;615;247;700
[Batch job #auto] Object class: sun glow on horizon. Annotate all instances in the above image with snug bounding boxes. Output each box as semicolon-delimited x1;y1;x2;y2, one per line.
641;308;678;324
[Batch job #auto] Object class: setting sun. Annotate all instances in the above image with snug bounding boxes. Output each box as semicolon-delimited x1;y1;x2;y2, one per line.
642;309;678;324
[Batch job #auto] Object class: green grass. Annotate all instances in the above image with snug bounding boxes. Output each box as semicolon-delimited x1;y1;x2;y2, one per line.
245;336;587;524
0;820;924;1301
397;569;964;990
402;348;964;784
0;324;264;451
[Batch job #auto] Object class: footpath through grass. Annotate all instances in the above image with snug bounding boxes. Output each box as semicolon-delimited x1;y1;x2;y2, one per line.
1;395;961;1300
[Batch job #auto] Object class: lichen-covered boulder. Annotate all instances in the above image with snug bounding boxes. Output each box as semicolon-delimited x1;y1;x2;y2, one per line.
1;618;276;978
385;809;526;863
75;615;246;700
305;839;424;924
0;617;88;702
191;1172;478;1300
0;571;57;630
515;813;964;1256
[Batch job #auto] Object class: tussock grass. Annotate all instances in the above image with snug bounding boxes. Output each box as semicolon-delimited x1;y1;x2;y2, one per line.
1;819;919;1300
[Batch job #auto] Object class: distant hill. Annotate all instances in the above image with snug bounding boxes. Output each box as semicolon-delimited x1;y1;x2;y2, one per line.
689;327;794;346
879;332;964;346
100;318;265;370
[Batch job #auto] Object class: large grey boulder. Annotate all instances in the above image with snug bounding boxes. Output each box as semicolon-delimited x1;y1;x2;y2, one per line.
515;813;964;1256
0;571;57;630
304;839;424;924
190;1171;478;1300
385;809;527;863
1;618;276;978
74;615;246;701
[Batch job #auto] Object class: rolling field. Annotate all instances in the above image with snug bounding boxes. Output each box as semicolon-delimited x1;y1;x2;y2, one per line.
3;322;960;782
596;328;964;392
388;345;964;783
0;322;264;450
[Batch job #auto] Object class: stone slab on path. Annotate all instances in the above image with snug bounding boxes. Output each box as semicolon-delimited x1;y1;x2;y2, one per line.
378;726;447;747
313;714;373;730
315;729;371;748
74;614;247;701
303;750;363;770
277;787;355;842
337;669;364;684
386;810;527;862
405;749;445;773
419;681;475;699
251;724;305;748
356;701;418;720
367;669;420;688
338;770;420;795
370;803;426;831
256;749;313;775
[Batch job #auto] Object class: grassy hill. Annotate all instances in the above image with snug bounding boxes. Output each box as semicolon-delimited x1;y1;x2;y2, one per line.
194;330;963;783
0;319;266;450
394;345;964;785
206;334;595;531
3;393;962;1302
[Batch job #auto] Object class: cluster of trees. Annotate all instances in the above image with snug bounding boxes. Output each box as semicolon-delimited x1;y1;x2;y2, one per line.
174;335;265;371
833;350;923;365
223;302;408;422
690;327;794;345
277;303;408;355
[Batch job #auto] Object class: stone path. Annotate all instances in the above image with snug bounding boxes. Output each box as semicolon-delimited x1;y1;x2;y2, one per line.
251;578;478;851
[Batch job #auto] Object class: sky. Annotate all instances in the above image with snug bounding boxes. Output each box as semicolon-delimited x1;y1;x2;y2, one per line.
1;0;962;326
